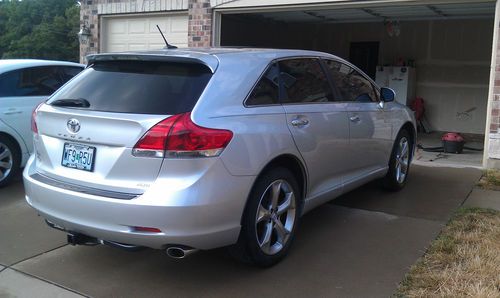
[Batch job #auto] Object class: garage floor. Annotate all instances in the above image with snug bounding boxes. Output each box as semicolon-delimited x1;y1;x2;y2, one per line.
0;165;482;298
414;132;484;168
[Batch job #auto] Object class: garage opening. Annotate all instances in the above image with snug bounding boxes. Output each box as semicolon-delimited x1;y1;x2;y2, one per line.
218;1;495;167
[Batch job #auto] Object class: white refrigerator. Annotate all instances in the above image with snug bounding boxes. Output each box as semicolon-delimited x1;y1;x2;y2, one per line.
375;66;416;106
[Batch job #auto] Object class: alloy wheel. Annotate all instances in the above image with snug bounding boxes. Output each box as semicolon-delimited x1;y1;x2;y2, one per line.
395;137;409;184
0;142;13;182
255;179;296;255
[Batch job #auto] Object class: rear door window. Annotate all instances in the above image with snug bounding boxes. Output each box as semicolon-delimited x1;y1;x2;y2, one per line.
278;58;333;104
47;61;213;115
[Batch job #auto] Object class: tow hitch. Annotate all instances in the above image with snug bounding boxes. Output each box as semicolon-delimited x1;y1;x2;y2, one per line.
67;232;100;246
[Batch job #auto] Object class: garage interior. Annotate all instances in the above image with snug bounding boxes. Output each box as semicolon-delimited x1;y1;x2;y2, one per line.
218;1;495;167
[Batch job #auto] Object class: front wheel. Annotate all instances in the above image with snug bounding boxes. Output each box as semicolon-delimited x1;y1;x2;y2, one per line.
230;167;301;267
383;130;412;191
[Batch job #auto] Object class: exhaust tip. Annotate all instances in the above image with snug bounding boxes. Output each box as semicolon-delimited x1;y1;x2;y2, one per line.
166;246;198;259
166;247;186;259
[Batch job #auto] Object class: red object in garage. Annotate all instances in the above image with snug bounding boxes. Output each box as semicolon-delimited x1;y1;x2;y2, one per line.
410;97;425;121
442;132;465;153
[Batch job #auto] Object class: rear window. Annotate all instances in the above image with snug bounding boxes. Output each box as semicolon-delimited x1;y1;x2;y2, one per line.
47;61;212;115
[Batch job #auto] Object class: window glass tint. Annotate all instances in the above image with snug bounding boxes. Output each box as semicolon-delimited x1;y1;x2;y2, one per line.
60;66;83;82
324;60;377;103
0;70;20;97
246;63;279;106
279;58;333;104
0;66;75;97
47;61;213;115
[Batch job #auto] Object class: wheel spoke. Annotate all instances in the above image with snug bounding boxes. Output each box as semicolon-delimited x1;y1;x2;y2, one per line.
396;164;401;181
0;149;10;160
401;160;408;172
0;161;11;169
401;141;408;157
259;222;273;251
256;204;271;223
270;181;281;209
277;192;293;215
274;219;290;243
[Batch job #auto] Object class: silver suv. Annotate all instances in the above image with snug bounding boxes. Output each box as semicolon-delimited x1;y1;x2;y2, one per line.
24;48;415;266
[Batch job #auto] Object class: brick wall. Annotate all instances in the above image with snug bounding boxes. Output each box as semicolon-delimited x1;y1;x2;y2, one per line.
188;0;212;47
80;0;100;63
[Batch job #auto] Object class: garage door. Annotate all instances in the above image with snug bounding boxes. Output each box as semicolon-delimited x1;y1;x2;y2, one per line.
102;14;188;52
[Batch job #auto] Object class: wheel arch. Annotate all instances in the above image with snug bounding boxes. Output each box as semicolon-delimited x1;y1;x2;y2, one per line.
0;132;23;158
240;154;307;224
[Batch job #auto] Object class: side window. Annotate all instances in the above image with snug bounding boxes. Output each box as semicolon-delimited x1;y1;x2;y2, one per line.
279;58;333;104
0;70;21;97
59;66;83;83
246;63;279;106
21;66;64;95
324;60;377;103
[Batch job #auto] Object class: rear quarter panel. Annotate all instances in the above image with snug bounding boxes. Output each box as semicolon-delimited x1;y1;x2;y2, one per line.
190;53;305;176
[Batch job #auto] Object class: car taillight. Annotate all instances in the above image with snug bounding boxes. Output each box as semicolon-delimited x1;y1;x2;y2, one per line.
132;112;233;158
31;102;44;135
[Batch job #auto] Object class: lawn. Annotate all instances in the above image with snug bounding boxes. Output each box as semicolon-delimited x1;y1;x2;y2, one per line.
397;208;500;297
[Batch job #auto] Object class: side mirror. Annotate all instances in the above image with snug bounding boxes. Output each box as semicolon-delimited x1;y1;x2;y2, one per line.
380;87;395;102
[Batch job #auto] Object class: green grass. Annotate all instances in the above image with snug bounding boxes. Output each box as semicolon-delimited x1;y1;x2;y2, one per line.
477;170;500;189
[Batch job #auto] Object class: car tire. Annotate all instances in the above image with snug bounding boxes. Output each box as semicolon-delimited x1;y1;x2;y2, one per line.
383;129;412;191
230;167;301;267
0;136;21;188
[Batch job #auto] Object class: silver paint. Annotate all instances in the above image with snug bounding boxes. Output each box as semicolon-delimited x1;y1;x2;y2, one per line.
23;48;416;251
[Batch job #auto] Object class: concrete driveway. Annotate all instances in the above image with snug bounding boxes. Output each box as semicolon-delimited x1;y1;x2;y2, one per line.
0;165;482;297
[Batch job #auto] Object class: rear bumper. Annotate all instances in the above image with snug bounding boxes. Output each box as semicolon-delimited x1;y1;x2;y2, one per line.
23;155;254;250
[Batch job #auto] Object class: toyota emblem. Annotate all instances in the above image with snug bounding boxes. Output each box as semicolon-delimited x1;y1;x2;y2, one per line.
67;118;81;134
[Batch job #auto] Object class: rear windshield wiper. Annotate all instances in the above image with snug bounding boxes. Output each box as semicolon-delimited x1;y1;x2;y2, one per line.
51;98;91;108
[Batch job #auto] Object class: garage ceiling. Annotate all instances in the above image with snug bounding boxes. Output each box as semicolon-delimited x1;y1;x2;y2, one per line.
235;2;495;23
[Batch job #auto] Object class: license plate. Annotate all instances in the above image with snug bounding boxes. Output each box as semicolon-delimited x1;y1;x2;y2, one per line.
61;143;96;172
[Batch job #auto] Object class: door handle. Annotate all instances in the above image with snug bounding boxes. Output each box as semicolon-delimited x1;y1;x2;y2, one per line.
3;110;22;115
291;119;309;127
349;115;360;123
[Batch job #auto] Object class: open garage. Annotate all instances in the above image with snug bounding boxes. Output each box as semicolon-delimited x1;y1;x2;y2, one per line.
214;1;495;166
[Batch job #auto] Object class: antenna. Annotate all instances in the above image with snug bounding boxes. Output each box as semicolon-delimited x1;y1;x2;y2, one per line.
156;25;178;49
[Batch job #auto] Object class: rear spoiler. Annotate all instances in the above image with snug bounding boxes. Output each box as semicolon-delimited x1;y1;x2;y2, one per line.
86;53;218;73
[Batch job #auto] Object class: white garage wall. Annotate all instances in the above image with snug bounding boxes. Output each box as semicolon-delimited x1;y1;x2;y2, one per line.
221;18;493;134
318;19;493;135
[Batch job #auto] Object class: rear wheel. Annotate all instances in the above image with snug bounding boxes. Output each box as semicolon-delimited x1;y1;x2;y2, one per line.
383;130;411;191
0;136;21;188
231;167;301;267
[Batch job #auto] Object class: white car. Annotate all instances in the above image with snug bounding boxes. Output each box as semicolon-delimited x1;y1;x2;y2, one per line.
0;59;84;187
